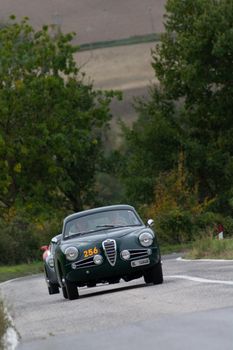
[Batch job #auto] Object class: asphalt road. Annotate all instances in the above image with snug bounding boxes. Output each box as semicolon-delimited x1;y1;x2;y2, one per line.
1;256;233;350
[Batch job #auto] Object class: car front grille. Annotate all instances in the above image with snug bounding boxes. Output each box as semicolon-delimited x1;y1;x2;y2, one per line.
71;256;95;269
102;239;117;266
71;247;151;270
128;249;150;260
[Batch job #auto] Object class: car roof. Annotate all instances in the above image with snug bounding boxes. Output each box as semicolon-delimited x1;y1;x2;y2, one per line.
63;204;136;225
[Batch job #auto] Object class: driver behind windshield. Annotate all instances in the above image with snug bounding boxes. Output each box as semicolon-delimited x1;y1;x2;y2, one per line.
70;218;88;234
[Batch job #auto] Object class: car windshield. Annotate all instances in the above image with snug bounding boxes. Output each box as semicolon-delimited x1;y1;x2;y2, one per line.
64;209;142;238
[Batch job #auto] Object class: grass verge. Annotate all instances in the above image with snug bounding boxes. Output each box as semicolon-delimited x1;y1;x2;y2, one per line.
160;242;192;255
186;237;233;259
0;261;43;284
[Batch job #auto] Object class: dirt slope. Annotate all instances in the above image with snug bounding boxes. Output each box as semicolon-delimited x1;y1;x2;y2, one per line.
0;0;166;133
0;0;166;43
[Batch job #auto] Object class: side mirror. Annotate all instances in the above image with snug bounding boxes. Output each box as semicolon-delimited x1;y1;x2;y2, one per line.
51;234;61;244
147;219;154;227
40;245;49;252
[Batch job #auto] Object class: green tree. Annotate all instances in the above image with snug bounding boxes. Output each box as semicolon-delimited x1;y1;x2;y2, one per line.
146;152;217;243
152;0;233;212
0;17;116;213
120;88;181;206
121;0;233;214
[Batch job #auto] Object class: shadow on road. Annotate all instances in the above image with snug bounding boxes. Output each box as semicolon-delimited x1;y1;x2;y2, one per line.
79;282;149;299
53;280;164;302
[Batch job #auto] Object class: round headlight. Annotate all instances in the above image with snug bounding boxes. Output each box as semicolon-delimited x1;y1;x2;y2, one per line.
139;232;154;247
121;250;130;260
93;254;103;265
48;258;54;268
65;246;79;261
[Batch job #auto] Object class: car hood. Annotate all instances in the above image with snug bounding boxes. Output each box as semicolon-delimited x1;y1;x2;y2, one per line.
61;226;146;247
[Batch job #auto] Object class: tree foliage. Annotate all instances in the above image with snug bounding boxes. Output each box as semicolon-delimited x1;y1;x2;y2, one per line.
146;152;217;243
117;0;233;245
120;88;181;206
152;0;233;211
0;17;116;214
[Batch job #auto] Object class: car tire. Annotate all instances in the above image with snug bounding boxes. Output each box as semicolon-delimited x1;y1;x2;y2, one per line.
143;261;163;285
61;286;68;299
56;263;68;299
44;267;60;295
65;279;79;300
48;283;60;295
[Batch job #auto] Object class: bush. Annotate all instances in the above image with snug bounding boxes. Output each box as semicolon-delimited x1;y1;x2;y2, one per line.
0;219;39;265
221;216;233;237
143;157;233;244
153;208;233;245
0;212;62;265
154;209;194;244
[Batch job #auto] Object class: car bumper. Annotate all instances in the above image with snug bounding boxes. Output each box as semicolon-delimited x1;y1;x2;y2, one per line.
64;248;160;283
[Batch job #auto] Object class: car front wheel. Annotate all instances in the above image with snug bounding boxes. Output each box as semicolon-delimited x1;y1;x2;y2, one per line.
65;279;79;300
61;286;68;299
144;261;163;285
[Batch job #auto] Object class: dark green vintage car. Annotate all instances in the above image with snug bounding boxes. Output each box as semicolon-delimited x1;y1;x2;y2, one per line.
54;204;163;300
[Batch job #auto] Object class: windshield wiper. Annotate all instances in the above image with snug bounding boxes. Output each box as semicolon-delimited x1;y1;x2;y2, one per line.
96;225;117;228
68;230;95;237
96;224;141;228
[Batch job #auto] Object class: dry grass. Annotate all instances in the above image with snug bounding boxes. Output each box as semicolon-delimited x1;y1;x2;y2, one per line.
0;0;165;44
186;237;233;260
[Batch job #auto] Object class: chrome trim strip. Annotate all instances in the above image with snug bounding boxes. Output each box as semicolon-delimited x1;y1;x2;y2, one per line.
120;248;149;261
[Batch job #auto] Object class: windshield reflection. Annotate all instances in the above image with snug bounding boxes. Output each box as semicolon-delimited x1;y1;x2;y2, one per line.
64;209;142;238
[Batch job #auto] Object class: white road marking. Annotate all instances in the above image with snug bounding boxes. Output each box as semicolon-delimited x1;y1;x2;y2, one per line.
166;275;233;285
176;257;233;262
